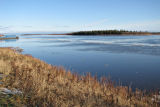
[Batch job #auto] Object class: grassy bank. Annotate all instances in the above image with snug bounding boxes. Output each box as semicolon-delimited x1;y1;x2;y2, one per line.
0;47;159;107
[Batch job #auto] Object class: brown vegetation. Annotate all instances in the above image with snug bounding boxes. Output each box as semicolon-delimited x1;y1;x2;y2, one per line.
0;34;4;37
0;47;159;107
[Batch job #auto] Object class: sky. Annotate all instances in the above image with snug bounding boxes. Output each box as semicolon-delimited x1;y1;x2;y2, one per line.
0;0;160;33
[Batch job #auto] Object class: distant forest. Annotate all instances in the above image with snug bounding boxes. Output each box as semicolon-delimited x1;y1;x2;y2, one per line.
68;30;160;35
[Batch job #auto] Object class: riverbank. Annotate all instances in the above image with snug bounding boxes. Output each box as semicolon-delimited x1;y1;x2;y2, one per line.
0;37;19;40
0;47;159;107
22;34;67;35
0;35;4;37
0;34;19;40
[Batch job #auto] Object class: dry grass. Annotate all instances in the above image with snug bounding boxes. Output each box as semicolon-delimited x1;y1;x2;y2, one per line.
0;47;159;107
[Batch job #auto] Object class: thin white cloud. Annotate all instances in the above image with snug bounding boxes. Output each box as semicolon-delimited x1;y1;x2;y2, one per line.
67;19;109;31
1;19;160;33
0;26;9;30
69;19;160;31
23;26;33;28
0;26;13;33
82;19;108;27
106;20;160;31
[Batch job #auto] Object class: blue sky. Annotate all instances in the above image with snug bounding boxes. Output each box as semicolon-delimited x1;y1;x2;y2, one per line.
0;0;160;33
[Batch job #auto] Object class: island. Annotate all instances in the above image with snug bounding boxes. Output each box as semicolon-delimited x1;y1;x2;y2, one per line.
22;30;160;36
68;30;160;35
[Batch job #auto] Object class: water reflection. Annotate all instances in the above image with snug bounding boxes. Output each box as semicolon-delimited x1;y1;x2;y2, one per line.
1;35;160;90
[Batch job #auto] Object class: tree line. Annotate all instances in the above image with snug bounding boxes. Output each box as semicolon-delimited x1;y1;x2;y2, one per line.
69;30;148;35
